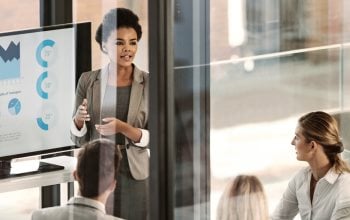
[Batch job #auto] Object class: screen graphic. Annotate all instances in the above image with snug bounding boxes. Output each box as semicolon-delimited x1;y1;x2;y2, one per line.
0;27;76;158
8;98;21;115
36;39;55;68
0;42;20;80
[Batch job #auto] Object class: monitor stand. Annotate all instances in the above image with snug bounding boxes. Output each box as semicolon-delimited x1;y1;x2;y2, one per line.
0;159;64;179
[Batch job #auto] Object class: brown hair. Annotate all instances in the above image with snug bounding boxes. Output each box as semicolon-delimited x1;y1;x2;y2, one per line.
217;175;269;220
299;111;350;173
76;139;122;198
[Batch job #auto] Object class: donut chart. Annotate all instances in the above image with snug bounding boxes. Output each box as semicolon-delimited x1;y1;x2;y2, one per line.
36;118;48;130
36;71;49;99
36;39;55;68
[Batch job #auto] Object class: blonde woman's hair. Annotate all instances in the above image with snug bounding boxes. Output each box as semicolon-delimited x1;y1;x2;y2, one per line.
299;111;350;173
216;175;269;220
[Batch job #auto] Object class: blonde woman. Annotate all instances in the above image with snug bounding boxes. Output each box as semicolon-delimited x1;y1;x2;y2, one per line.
272;111;350;220
217;175;269;220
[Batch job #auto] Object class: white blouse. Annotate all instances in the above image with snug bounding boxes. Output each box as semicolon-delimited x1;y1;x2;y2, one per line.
272;167;350;220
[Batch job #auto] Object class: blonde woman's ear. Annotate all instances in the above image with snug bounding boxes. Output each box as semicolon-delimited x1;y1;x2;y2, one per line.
311;141;315;149
310;141;319;152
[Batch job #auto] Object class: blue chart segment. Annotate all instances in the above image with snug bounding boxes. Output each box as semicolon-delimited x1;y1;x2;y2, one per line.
36;105;55;131
8;98;21;115
0;42;20;80
36;71;48;99
36;39;55;68
36;118;49;131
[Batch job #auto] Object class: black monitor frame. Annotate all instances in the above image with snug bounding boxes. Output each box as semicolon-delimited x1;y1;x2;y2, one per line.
0;22;91;160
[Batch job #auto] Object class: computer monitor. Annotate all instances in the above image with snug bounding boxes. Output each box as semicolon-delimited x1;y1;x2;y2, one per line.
0;22;91;161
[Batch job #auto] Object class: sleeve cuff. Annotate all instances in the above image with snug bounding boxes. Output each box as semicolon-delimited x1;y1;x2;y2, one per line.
132;129;149;147
70;118;87;137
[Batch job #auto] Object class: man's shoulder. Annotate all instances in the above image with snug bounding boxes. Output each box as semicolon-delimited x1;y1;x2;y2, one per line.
31;206;67;219
32;206;123;220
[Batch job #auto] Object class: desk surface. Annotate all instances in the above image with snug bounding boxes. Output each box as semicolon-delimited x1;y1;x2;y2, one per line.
0;156;76;193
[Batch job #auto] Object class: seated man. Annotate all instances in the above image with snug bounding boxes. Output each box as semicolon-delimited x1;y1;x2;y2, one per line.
32;138;123;220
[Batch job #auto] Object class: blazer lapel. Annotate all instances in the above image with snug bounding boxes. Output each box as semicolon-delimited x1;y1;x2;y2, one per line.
127;66;144;125
91;68;108;124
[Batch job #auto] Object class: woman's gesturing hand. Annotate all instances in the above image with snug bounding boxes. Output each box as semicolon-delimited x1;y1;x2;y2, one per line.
74;98;90;129
96;118;142;142
95;117;124;136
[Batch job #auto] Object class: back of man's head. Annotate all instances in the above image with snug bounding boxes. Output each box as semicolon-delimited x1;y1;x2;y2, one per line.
76;138;121;198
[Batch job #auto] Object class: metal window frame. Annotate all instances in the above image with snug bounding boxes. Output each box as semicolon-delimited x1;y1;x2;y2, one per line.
149;0;210;219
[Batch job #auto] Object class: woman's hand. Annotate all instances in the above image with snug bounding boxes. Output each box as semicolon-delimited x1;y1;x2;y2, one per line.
95;117;124;136
74;98;90;129
95;117;142;142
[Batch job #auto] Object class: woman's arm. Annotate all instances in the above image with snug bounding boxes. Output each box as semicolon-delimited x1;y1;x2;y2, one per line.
331;207;350;220
70;72;90;145
332;176;350;220
95;117;149;147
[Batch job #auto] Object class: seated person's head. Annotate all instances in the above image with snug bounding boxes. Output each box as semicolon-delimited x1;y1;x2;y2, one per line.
217;175;268;220
296;111;345;169
74;138;122;198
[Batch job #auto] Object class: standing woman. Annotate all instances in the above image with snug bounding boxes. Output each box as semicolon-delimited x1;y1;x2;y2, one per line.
70;8;149;220
272;111;350;220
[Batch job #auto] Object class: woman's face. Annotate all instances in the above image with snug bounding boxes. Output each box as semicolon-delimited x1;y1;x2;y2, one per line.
291;125;313;161
103;27;138;68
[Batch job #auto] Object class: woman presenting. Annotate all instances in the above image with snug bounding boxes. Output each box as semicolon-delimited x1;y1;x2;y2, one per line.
70;8;149;220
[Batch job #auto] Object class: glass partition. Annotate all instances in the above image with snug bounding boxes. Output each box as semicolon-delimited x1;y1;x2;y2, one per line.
210;47;347;219
210;1;350;219
150;0;350;219
0;1;40;219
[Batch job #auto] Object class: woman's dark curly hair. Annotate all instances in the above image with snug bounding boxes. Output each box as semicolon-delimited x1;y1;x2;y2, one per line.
95;8;142;52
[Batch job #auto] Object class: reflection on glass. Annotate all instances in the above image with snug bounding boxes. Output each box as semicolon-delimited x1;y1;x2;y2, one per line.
0;1;40;219
210;1;350;219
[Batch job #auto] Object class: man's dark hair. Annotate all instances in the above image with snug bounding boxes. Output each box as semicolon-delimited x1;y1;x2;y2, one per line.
95;7;142;51
76;138;122;198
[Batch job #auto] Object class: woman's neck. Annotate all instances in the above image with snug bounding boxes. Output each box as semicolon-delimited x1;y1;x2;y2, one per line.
108;64;133;86
309;158;332;181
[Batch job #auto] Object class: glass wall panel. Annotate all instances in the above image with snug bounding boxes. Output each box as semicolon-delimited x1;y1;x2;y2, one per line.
0;0;39;32
210;0;350;219
0;1;40;219
0;1;149;219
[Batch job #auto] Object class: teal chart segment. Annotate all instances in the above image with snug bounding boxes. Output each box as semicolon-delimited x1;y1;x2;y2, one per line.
36;117;48;131
36;39;55;68
36;71;48;99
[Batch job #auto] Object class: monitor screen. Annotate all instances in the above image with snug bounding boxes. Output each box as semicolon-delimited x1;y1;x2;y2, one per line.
0;23;91;159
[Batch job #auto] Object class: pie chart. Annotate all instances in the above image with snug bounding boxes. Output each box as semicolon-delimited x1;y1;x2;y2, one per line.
8;98;21;115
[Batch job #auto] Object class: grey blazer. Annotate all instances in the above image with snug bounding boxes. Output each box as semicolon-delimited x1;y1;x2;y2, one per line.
31;197;123;220
71;64;149;180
